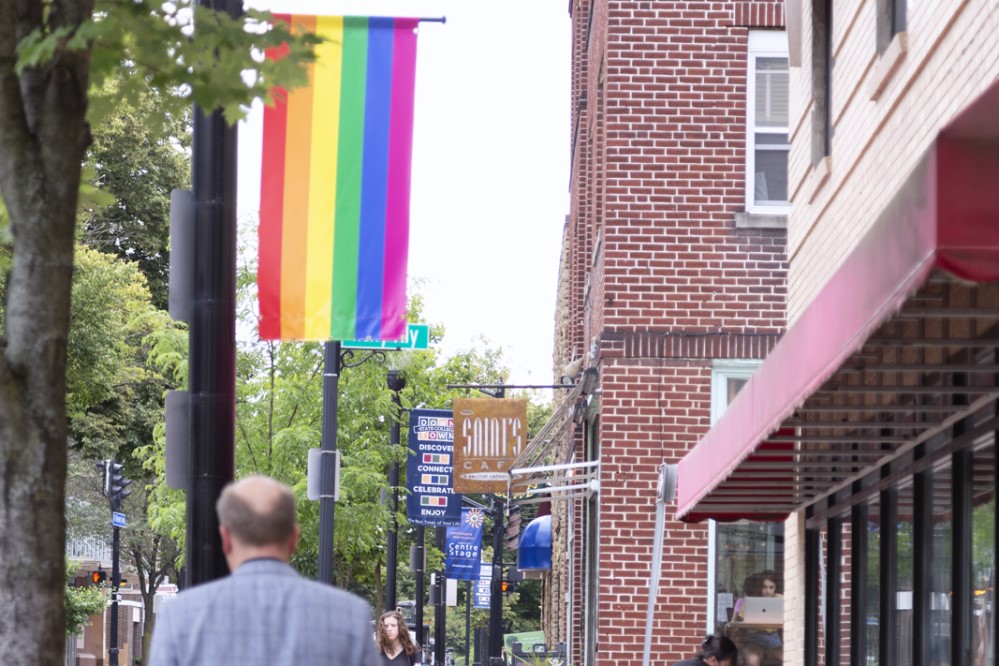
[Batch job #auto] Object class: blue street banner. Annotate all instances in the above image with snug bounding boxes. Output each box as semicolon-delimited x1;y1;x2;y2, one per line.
445;508;486;580
474;562;492;609
406;409;461;526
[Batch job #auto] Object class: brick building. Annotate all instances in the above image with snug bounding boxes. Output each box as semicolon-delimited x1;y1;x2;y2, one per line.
513;2;792;665
678;2;999;666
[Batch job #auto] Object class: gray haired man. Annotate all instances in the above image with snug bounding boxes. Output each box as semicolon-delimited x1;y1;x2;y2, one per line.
149;475;378;666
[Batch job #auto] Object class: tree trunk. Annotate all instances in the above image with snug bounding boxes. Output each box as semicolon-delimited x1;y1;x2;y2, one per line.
0;3;95;664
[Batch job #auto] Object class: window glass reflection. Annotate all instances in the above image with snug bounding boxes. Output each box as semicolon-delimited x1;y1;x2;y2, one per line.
931;462;953;666
972;441;995;666
714;521;784;666
897;482;915;665
867;497;881;665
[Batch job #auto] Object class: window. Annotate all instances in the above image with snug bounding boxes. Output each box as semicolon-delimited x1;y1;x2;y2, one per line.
808;427;997;666
707;360;785;666
876;0;907;54
811;0;832;165
896;482;916;665
747;31;790;213
971;441;995;666
709;359;760;422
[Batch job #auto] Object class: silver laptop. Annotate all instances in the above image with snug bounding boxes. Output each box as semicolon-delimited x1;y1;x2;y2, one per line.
741;596;784;624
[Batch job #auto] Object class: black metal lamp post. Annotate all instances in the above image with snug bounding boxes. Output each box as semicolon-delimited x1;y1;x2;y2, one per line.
316;345;389;585
488;496;505;665
186;0;240;590
97;460;131;666
385;369;406;611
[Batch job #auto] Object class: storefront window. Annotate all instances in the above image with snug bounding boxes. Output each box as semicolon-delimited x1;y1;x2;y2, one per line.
931;462;953;666
972;441;995;666
803;405;996;666
713;522;784;664
708;360;783;664
867;496;881;666
897;482;915;665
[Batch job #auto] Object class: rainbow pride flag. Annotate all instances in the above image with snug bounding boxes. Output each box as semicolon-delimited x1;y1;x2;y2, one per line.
258;15;419;341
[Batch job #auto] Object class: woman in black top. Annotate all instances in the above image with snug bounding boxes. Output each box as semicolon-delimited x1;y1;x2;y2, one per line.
376;610;421;666
672;635;738;666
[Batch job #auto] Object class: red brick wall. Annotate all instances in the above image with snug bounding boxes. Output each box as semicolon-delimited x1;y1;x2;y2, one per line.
557;1;788;664
594;1;786;333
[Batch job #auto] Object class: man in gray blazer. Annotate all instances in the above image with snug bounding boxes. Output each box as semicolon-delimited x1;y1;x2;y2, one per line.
149;475;379;666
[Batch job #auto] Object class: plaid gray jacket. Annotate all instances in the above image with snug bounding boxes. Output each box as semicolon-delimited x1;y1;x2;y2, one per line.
148;558;379;666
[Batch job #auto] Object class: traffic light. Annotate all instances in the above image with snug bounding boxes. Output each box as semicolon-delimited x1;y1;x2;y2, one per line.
102;460;132;510
91;568;106;585
502;567;524;594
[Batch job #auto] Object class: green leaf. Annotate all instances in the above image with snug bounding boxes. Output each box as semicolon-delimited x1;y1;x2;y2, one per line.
65;560;107;636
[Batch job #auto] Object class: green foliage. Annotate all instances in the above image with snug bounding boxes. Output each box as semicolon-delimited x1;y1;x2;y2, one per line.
17;1;321;126
62;244;187;663
973;498;994;589
66;247;185;467
81;78;190;310
67;247;152;419
136;329;189;559
65;561;106;637
508;579;542;631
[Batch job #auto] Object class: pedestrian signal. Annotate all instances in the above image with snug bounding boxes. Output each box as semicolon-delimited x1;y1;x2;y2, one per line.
91;569;107;585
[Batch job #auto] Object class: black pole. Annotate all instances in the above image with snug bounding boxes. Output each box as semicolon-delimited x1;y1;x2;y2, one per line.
415;526;426;650
386;370;406;610
318;341;341;584
488;497;505;664
465;580;471;666
185;0;240;588
435;528;447;666
108;525;121;666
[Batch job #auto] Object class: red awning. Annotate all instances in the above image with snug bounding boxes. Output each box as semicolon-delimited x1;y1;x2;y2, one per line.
677;82;999;522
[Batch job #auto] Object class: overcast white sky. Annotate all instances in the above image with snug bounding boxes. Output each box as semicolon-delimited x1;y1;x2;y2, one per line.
237;1;571;385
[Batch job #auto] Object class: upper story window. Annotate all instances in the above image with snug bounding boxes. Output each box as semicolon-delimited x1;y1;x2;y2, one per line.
876;0;907;54
812;0;832;165
710;359;760;420
746;31;790;214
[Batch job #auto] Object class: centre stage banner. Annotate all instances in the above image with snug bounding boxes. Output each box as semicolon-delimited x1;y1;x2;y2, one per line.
258;15;420;342
406;409;461;526
445;508;486;580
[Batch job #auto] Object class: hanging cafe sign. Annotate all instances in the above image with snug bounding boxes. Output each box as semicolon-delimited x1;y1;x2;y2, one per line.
452;398;528;493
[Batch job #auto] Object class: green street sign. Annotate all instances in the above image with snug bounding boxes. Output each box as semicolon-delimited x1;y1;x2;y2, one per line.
342;323;430;351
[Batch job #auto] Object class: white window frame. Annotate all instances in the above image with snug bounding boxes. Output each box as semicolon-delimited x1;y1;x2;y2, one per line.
706;359;762;634
746;30;791;215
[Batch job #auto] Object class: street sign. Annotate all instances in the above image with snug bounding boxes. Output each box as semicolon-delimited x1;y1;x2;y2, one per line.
342;323;429;350
474;563;492;609
406;409;461;526
445;508;486;580
112;512;126;528
452;398;528;493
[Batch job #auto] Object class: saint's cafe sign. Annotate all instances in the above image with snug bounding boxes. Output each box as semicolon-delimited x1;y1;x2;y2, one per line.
452;398;528;493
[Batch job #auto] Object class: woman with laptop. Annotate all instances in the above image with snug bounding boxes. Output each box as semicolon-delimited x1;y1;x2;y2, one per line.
732;570;783;666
